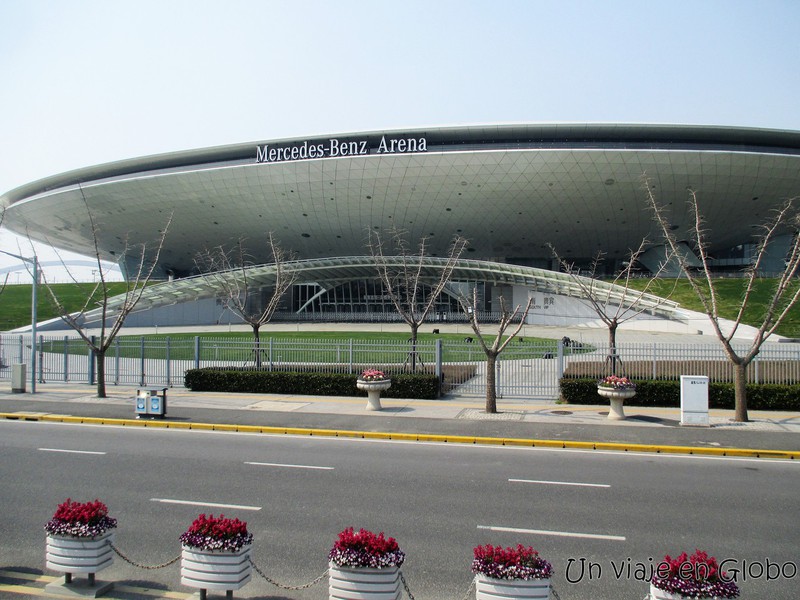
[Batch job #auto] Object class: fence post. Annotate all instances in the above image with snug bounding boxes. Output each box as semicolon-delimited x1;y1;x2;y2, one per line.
88;336;96;385
113;338;120;385
269;338;274;371
194;336;200;369
652;343;657;380
166;337;171;386
38;335;44;383
140;337;146;386
435;339;443;392
557;339;564;380
18;335;23;365
349;339;353;374
63;336;69;382
754;355;759;384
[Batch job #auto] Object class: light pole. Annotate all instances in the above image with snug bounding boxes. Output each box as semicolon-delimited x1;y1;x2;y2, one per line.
0;251;38;393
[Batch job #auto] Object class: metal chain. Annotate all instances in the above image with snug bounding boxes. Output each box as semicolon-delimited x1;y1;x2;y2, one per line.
459;575;477;600
550;584;562;600
109;542;180;570
399;570;416;600
248;556;328;590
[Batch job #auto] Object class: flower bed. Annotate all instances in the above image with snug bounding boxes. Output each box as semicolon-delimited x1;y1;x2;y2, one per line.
650;550;740;599
471;544;552;580
179;514;253;552
44;499;117;538
597;375;636;390
358;368;389;382
328;527;405;569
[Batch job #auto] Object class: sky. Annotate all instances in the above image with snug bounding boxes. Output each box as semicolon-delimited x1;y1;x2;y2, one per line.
1;0;799;282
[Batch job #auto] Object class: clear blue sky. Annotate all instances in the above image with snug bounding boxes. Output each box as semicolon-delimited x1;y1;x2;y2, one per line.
1;0;799;279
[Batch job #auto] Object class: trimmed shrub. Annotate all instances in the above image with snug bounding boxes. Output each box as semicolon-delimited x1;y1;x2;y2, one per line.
185;367;440;399
559;378;800;411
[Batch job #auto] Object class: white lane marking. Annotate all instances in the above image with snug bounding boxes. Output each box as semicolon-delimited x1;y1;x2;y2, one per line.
38;447;106;455
509;478;610;488
245;461;334;470
478;524;626;541
150;498;261;511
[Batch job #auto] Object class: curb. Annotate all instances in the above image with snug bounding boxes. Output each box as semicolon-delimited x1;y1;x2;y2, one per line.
3;412;799;460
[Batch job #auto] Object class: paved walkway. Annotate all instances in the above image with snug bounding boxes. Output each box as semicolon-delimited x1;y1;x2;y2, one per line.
2;382;799;456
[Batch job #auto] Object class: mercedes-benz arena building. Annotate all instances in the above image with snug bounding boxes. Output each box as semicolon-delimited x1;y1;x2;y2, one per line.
2;123;799;329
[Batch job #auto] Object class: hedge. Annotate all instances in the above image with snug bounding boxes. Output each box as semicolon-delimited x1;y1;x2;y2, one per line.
559;378;800;411
184;367;441;400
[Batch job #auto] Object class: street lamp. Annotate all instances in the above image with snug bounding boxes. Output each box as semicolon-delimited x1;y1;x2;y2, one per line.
0;251;38;393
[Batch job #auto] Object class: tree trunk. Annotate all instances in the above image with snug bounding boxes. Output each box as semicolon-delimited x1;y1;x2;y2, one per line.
485;353;498;413
607;320;619;374
252;325;262;369
733;362;749;422
409;322;419;372
96;348;107;398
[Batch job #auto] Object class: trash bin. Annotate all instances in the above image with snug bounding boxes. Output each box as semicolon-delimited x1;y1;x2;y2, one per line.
135;388;168;418
11;364;26;393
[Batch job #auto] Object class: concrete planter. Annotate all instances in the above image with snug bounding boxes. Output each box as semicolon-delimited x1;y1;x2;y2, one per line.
328;563;401;600
356;379;392;411
597;387;636;420
475;574;551;600
46;531;114;575
181;544;252;594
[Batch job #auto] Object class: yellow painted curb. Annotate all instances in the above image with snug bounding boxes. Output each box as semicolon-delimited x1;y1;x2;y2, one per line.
1;412;798;459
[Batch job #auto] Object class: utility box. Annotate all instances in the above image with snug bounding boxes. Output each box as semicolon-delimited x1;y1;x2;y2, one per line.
11;364;26;393
135;388;168;418
680;375;709;427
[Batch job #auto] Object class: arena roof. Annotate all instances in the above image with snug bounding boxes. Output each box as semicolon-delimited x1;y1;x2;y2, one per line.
2;123;800;279
96;256;682;322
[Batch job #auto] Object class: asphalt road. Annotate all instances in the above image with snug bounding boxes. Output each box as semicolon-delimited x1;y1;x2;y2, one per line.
1;420;798;600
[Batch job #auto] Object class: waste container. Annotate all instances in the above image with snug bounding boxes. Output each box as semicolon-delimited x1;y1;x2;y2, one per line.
11;364;26;393
135;388;168;418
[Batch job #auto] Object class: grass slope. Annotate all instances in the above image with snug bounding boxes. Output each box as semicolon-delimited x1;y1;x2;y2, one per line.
0;279;797;337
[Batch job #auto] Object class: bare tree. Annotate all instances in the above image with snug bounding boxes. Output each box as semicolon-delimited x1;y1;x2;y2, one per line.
646;183;800;422
367;229;468;371
40;202;172;398
195;233;297;368
458;287;533;413
549;242;676;373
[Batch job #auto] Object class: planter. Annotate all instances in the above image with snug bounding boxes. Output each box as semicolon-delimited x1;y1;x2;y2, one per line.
357;379;392;411
649;583;733;599
475;574;551;600
329;563;401;600
181;544;252;594
46;531;114;575
597;387;636;420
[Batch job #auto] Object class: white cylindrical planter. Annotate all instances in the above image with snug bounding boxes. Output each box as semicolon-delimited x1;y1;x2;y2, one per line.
328;563;401;600
181;544;252;594
46;531;114;575
356;380;392;411
597;387;636;420
648;584;697;600
475;574;551;600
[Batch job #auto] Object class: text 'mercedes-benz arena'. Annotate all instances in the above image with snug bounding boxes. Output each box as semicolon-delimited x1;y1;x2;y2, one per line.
2;123;799;329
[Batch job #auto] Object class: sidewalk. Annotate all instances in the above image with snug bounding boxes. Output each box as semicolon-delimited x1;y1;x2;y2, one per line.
1;382;799;456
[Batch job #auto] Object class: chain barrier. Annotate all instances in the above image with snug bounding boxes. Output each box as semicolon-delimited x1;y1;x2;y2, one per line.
459;575;477;600
399;570;416;600
550;584;562;600
109;542;181;570
248;556;329;590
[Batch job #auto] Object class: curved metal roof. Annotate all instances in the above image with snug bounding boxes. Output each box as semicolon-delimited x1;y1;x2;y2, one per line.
106;256;681;321
2;123;800;278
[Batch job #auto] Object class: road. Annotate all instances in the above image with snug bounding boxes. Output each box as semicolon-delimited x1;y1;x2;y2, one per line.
1;420;798;599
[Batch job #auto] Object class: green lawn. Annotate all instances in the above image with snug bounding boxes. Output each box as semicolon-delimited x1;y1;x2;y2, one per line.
625;278;800;338
0;278;797;337
0;282;130;331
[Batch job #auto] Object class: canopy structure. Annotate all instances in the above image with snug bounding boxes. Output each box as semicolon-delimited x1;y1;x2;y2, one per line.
92;256;681;323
